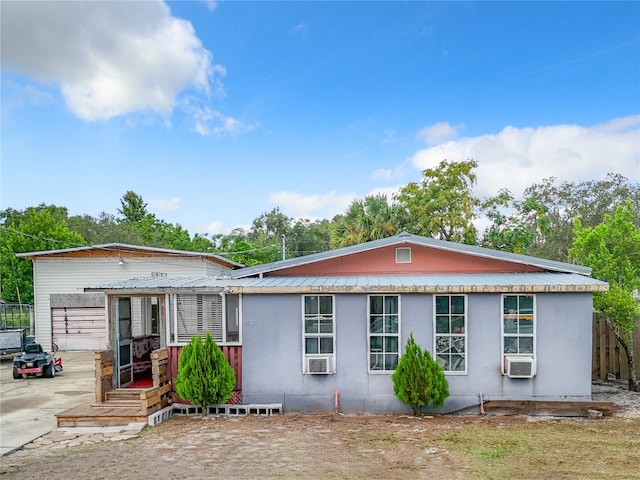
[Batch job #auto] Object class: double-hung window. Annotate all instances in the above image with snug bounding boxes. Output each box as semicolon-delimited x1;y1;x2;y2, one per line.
368;295;399;372
303;295;335;373
502;294;535;358
434;295;467;374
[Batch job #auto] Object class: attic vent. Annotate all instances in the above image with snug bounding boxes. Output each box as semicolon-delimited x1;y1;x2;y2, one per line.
396;247;411;264
151;272;167;278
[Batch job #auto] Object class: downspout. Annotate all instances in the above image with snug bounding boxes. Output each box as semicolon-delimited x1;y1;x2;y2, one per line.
479;392;485;415
333;390;340;414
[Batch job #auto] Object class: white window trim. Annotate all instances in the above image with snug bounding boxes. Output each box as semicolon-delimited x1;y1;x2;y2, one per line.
222;293;242;345
301;295;336;374
236;293;243;345
165;293;172;346
367;294;401;374
500;294;536;375
433;294;468;375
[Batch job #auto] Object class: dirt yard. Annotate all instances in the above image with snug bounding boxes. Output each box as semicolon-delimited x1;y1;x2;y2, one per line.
2;409;639;480
1;380;639;479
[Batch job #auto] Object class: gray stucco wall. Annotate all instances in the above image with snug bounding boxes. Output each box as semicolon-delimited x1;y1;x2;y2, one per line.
241;292;593;413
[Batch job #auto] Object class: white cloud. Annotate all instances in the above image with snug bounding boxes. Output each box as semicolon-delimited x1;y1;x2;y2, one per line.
416;122;463;145
372;168;393;181
371;158;414;183
149;197;181;212
268;191;356;219
197;221;226;235
195;221;253;236
1;1;217;121
292;23;307;33
367;186;405;202
183;100;260;136
1;79;54;112
412;116;640;199
383;129;396;144
269;187;405;224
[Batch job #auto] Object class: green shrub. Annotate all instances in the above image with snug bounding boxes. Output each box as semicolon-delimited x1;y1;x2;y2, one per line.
174;332;236;413
391;333;449;415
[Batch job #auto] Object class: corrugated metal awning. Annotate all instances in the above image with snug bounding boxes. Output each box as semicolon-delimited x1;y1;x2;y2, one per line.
86;273;608;295
227;272;608;294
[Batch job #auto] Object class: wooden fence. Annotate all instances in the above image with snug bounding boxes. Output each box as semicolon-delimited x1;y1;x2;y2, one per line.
592;313;640;381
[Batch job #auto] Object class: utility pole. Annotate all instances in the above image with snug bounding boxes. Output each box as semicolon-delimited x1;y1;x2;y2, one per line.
281;234;286;261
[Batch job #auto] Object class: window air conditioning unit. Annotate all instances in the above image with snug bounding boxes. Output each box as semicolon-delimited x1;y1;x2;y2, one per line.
306;356;333;374
505;356;535;378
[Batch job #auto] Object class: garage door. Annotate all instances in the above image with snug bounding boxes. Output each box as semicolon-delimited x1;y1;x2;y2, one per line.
51;306;107;351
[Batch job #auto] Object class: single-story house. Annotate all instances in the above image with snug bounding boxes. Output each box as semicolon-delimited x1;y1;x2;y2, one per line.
86;233;608;413
17;244;241;352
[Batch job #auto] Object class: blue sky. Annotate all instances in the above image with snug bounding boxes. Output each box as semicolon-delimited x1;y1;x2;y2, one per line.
2;1;639;236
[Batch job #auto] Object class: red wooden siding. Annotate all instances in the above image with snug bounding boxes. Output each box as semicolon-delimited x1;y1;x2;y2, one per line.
274;244;546;276
167;345;242;403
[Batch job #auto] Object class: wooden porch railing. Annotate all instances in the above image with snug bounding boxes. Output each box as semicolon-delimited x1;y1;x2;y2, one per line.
144;348;171;413
94;348;171;414
95;350;114;403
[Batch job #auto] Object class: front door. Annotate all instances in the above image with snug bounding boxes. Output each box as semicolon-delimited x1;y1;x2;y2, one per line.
115;297;133;387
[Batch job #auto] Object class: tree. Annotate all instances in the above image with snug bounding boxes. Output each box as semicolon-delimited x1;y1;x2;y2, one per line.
395;159;478;244
248;207;292;243
331;193;403;248
189;233;218;253
523;174;639;261
135;216;193;250
174;332;236;413
118;191;148;223
247;207;293;262
480;190;550;254
287;218;331;258
211;229;278;266
68;212;143;245
569;202;640;391
391;333;450;415
0;205;84;304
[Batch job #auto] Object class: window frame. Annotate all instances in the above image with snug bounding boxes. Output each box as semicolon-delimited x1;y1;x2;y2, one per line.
395;247;412;263
168;292;241;346
433;294;468;375
301;295;336;374
367;294;401;374
501;294;536;374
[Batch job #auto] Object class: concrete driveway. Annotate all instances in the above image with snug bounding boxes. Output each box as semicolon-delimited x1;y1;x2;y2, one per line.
0;350;95;456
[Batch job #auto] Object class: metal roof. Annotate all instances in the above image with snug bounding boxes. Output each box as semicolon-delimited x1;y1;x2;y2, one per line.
85;276;240;291
86;272;608;295
232;233;592;278
16;243;243;268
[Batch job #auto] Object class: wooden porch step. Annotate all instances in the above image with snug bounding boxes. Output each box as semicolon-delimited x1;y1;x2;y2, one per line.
106;389;144;399
56;402;148;427
94;399;142;408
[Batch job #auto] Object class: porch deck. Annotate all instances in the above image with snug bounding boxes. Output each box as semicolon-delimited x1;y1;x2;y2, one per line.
56;349;172;427
56;401;149;427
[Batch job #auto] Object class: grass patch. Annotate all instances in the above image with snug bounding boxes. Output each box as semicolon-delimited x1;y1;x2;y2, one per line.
359;432;399;448
430;417;640;479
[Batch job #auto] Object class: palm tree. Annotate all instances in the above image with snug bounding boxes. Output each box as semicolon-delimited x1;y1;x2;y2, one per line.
331;194;404;247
